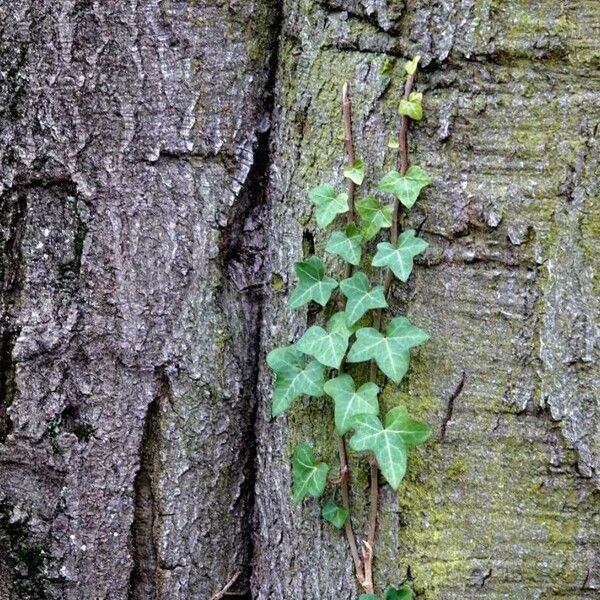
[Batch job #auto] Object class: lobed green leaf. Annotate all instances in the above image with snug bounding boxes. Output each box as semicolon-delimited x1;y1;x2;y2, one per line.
288;256;338;309
309;184;349;228
343;159;366;185
321;500;348;529
385;405;432;448
292;443;329;504
296;312;352;369
398;92;423;121
356;196;393;240
372;229;428;282
339;271;388;325
267;346;326;416
347;316;429;383
349;414;407;490
377;166;431;209
323;373;379;435
385;586;413;600
325;223;362;266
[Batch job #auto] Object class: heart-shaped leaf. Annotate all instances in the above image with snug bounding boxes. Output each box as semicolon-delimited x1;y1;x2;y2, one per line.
347;316;429;383
356;196;393;240
343;159;366;185
378;166;431;209
321;500;348;528
349;414;408;490
399;92;423;121
292;443;328;504
372;229;428;282
296;312;352;369
309;184;349;228
288;256;338;309
325;223;362;266
267;346;326;416
385;586;413;600
323;374;379;435
339;271;388;325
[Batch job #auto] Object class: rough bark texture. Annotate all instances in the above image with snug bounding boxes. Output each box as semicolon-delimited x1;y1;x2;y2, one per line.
253;1;600;599
0;1;598;599
0;1;277;598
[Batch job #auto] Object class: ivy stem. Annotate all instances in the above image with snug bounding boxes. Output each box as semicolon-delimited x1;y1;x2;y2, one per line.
363;69;417;594
336;81;365;585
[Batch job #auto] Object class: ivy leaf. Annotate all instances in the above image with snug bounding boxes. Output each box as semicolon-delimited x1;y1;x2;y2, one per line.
404;55;420;75
296;312;352;369
325;223;362;266
288;256;338;309
347;316;429;383
399;92;423;121
292;443;329;504
385;586;413;600
377;166;431;209
385;405;432;448
372;229;428;282
343;159;366;185
321;499;348;528
309;184;349;228
349;414;408;490
267;346;326;416
359;596;379;600
323;374;379;435
339;272;388;325
356;196;393;240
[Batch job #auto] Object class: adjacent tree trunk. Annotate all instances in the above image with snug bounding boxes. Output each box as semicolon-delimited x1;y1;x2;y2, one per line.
0;1;598;599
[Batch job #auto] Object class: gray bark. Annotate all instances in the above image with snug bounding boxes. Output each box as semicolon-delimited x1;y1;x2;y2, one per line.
0;1;598;600
0;1;276;598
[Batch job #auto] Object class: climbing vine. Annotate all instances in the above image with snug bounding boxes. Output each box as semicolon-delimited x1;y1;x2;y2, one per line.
268;56;431;599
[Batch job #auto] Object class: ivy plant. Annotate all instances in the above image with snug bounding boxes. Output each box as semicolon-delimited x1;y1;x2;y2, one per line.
268;57;432;598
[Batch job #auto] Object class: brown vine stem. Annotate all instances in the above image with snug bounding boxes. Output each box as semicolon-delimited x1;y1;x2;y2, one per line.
363;70;417;595
336;81;364;585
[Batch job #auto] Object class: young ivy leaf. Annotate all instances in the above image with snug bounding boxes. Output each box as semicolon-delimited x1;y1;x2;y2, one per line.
292;443;329;504
266;346;326;416
347;316;429;383
399;92;423;121
404;55;420;75
339;271;388;325
385;405;432;448
296;312;352;369
385;586;413;600
308;184;349;228
356;196;393;240
321;499;348;529
372;229;428;282
323;374;379;436
349;414;407;490
325;223;362;266
378;166;431;209
288;256;338;309
343;159;366;185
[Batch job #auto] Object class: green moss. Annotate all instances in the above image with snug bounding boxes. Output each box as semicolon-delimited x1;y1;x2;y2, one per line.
271;273;285;291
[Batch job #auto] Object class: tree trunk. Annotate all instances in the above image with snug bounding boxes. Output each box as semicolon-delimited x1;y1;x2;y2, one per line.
0;1;598;600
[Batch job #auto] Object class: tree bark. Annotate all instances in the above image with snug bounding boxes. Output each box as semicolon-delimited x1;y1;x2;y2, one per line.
253;1;600;599
0;1;277;598
0;1;598;600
